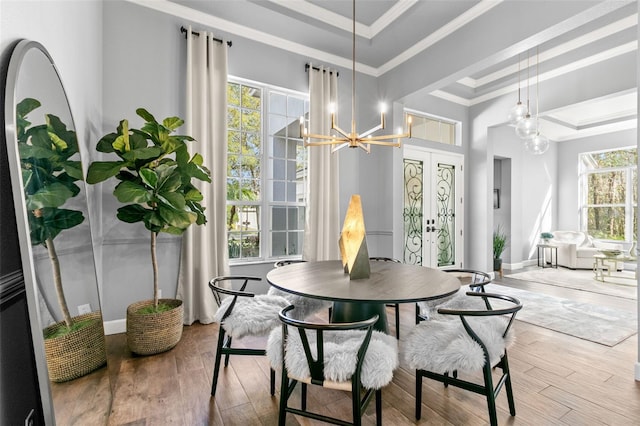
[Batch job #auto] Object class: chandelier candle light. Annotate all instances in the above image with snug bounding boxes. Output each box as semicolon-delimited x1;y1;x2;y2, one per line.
300;0;412;153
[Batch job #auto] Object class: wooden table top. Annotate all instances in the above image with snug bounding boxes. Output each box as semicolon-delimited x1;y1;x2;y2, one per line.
266;260;460;304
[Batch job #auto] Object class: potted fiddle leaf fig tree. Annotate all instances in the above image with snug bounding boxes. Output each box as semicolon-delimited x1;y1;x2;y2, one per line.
17;98;106;382
86;108;210;355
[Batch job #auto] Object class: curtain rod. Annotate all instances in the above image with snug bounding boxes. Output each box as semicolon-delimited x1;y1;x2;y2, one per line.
305;63;339;77
180;26;232;47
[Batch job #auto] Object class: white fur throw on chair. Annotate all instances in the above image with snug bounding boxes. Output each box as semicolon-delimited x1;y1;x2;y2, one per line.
213;294;289;339
403;316;515;374
267;327;398;390
417;288;488;320
267;288;331;319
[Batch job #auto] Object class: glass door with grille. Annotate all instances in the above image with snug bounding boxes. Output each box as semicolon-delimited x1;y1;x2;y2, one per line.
403;146;464;268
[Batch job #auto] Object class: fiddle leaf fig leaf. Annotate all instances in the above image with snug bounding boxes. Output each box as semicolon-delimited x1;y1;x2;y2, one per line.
184;188;203;202
139;168;158;189
114;181;152;204
121;146;163;162
43;208;84;231
48;131;68;151
17;98;41;119
158;191;185;210
158;204;195;230
96;133;118;153
26;182;74;210
136;108;156;123
86;161;127;184
163;116;183;130
116;204;148;223
62;160;83;181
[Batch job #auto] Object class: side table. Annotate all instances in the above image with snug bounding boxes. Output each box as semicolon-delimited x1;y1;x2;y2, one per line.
537;244;558;268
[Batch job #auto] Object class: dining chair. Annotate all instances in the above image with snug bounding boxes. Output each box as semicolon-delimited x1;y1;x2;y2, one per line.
369;256;402;339
267;259;332;319
267;305;398;426
415;268;492;323
209;276;289;397
403;292;522;426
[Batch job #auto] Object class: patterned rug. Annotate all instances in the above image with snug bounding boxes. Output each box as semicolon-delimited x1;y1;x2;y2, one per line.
506;267;637;300
486;283;637;346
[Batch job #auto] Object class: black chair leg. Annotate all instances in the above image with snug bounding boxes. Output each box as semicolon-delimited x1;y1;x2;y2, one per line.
394;303;400;339
270;368;276;396
278;371;289;426
483;364;498;426
301;382;307;411
376;389;382;426
415;370;423;420
352;385;362;426
224;336;233;367
211;327;226;396
502;352;516;416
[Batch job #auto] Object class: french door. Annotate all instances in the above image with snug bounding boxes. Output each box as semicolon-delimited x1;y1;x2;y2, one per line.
403;146;464;268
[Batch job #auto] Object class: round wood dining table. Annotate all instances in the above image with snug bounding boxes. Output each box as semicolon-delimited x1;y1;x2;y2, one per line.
266;260;460;333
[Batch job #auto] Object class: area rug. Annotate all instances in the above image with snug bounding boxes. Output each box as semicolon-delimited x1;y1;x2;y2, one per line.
486;283;637;346
506;268;637;300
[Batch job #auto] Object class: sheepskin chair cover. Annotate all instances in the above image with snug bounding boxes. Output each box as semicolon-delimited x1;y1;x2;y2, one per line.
267;287;332;319
213;294;289;339
266;327;398;390
417;288;487;320
402;316;515;374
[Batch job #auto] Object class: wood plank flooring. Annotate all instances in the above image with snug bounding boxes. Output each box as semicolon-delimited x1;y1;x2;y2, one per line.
52;269;640;425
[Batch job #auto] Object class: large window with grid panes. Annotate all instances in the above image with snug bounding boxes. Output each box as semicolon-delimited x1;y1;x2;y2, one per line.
226;78;308;262
579;147;637;242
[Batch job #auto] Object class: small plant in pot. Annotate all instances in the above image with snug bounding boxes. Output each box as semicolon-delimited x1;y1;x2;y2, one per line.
17;98;106;381
87;108;210;355
493;225;508;272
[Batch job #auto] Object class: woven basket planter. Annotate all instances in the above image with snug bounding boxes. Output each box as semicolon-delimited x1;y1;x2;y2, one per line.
126;299;183;355
43;311;107;383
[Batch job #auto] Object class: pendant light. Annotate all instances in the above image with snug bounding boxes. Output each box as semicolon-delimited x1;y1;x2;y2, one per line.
524;47;550;155
515;50;537;139
507;53;527;124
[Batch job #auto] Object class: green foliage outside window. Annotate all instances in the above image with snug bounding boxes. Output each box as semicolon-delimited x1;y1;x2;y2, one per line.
581;148;637;241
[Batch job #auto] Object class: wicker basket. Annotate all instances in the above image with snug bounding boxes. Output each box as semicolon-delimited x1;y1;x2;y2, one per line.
43;311;107;383
126;299;183;355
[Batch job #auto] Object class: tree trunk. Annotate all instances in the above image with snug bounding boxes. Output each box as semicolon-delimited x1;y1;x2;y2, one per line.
46;237;73;329
151;231;159;309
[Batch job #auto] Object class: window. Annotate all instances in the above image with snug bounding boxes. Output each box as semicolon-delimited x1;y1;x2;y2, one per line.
579;147;637;241
405;111;459;145
226;79;309;262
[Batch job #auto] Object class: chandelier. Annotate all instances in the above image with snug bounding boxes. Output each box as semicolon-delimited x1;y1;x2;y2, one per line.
300;0;412;153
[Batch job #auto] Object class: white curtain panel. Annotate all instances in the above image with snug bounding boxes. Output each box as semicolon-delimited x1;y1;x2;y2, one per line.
302;66;341;261
177;27;230;324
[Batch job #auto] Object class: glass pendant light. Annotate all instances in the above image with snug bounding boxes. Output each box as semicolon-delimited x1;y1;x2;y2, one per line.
508;53;527;124
515;114;537;139
524;131;549;155
515;50;537;139
524;47;550;155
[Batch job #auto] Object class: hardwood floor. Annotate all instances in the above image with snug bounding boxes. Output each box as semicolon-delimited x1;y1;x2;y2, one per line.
53;269;640;425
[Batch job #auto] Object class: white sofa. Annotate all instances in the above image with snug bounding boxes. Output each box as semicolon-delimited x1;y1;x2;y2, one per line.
548;231;624;269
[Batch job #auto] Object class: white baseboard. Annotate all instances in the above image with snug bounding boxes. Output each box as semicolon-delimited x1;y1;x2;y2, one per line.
104;319;126;335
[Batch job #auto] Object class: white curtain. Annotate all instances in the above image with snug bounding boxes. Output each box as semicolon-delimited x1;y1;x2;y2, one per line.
177;27;229;324
302;66;341;261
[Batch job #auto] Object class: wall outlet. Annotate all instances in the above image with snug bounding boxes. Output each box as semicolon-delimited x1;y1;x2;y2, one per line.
78;303;92;315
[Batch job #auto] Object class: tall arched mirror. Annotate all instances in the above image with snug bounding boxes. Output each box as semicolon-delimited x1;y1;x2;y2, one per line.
4;39;111;423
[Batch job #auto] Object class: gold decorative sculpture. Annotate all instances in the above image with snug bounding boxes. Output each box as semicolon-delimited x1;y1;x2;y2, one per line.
339;195;370;279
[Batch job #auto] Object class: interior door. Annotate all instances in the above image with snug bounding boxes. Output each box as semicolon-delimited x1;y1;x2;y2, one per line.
403;146;464;268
